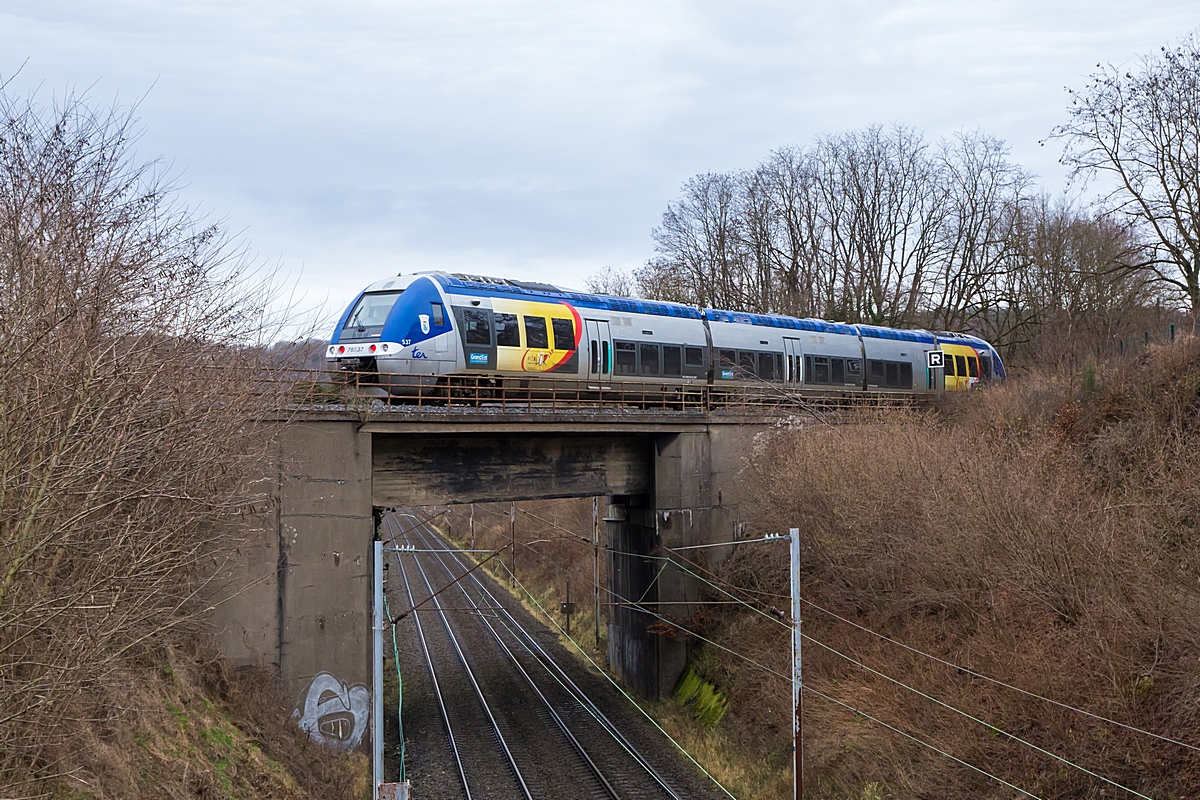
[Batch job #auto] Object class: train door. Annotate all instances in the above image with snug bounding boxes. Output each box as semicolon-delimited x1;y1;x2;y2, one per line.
584;319;612;385
783;337;803;387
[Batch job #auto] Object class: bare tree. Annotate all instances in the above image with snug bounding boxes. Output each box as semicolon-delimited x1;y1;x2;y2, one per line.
583;265;636;297
0;91;291;795
1054;31;1200;308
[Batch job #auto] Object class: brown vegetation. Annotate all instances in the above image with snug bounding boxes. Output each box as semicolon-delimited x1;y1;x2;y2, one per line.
0;91;357;796
692;337;1200;797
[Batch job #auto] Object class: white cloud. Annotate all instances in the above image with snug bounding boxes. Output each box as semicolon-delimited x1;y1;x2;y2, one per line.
1;0;1196;324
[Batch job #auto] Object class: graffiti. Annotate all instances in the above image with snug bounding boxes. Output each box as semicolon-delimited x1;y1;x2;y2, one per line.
292;671;370;749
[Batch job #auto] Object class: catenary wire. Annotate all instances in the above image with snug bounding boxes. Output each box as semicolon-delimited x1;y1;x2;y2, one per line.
496;560;738;800
426;510;1167;795
801;684;1043;800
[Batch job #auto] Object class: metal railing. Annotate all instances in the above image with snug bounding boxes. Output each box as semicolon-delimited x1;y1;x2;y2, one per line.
282;370;924;416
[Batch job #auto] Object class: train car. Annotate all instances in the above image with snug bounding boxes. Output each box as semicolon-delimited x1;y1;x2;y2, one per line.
325;272;1005;398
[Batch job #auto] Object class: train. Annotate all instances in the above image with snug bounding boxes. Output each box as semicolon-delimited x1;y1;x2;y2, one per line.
325;272;1005;398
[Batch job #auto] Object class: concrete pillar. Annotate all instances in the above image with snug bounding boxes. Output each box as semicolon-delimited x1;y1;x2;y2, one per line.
605;494;660;699
209;419;375;754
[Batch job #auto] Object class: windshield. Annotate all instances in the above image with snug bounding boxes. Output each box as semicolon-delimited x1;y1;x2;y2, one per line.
342;291;402;338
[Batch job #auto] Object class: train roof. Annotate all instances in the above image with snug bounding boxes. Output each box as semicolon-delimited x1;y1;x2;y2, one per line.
434;273;704;320
381;272;977;346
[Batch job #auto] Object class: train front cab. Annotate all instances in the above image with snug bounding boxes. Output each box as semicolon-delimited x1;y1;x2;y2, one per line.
939;341;1001;391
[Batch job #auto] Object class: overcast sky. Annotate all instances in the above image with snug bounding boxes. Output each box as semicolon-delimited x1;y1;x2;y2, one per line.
2;1;1197;325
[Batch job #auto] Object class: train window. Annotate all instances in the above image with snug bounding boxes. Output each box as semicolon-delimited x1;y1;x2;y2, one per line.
813;356;830;384
885;362;899;387
968;356;979;378
685;347;704;367
603;341;610;373
775;354;783;380
720;349;736;368
739;351;756;377
846;358;861;375
804;356;812;383
943;356;955;376
980;355;993;379
590;340;599;373
869;360;885;385
552;318;575;350
430;303;445;327
641;343;660;375
758;352;775;380
344;291;402;334
831;358;844;385
955;355;967;378
524;316;549;348
615;341;636;374
495;313;520;347
663;346;682;376
900;362;913;389
462;309;492;345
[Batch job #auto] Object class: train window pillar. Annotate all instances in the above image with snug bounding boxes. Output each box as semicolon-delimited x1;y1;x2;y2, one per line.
757;352;775;380
739;351;756;377
812;356;830;384
495;313;520;347
615;341;636;375
663;346;682;376
524;316;549;348
552;318;575;350
640;343;660;375
462;309;492;345
885;362;899;388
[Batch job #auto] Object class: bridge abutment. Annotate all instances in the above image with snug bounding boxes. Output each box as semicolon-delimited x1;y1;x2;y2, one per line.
209;412;770;747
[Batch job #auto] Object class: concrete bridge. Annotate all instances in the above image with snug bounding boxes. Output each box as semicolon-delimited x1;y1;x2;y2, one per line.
208;406;778;753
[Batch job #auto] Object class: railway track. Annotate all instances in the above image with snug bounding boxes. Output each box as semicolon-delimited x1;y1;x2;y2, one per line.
386;511;699;800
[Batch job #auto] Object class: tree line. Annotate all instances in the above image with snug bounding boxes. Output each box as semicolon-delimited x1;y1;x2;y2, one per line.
592;31;1200;365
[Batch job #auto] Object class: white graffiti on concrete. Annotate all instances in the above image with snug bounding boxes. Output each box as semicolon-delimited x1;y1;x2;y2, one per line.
292;671;370;749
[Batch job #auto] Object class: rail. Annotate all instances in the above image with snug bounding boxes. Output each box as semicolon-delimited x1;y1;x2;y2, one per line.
392;512;685;799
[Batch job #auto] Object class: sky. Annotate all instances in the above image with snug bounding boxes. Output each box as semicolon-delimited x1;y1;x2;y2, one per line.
1;1;1197;327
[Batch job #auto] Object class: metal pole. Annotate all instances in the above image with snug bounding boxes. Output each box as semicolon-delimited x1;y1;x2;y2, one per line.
470;503;475;551
790;527;803;800
510;501;516;587
593;496;600;648
565;576;572;637
373;539;384;795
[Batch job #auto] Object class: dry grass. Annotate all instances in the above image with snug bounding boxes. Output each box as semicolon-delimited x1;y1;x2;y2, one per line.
50;642;367;800
704;337;1200;798
0;90;341;797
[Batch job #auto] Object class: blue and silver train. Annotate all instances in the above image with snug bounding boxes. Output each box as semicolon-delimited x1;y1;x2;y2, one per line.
326;272;1005;396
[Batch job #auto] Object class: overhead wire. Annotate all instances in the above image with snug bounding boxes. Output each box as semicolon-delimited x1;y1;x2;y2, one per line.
496;560;738;800
414;508;1168;796
617;531;1200;759
801;684;1044;800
